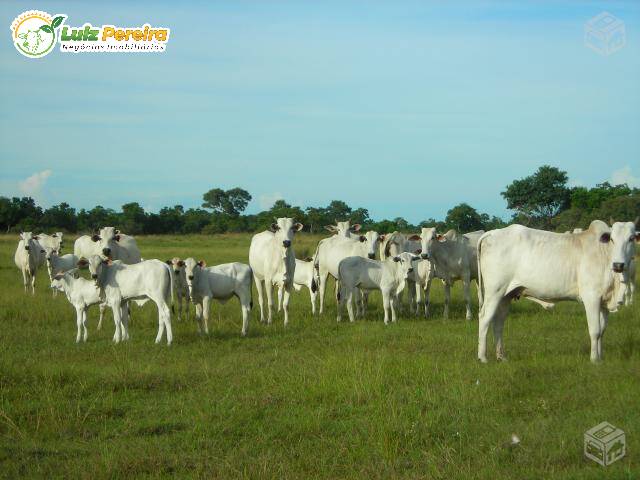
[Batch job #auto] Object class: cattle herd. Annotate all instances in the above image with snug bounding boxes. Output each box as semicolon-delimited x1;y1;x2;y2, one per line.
13;217;639;363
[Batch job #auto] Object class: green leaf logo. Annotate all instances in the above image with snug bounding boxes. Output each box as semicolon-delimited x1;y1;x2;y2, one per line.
40;24;53;34
51;16;64;29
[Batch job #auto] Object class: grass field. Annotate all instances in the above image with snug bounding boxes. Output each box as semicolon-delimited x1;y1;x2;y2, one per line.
0;233;638;479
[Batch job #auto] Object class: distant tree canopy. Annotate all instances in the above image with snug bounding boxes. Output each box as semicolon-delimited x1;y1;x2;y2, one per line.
1;170;637;235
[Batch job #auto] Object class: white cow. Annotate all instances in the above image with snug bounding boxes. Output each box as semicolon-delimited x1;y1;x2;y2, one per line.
183;258;253;336
476;220;638;363
249;217;303;325
280;258;319;315
50;270;106;343
313;230;385;315
337;252;419;324
37;232;64;253
410;228;484;320
74;227;141;264
44;247;78;280
166;258;189;321
14;232;45;294
80;255;174;345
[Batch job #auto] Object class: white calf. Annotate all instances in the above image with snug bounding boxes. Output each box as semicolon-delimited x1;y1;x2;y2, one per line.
166;258;189;321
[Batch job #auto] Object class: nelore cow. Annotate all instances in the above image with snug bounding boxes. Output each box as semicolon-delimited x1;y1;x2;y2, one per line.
249;217;303;325
337;252;419;324
37;232;64;253
74;227;141;264
283;258;320;315
14;232;45;294
313;230;384;315
409;228;484;320
476;220;638;363
183;258;253;336
80;256;174;345
166;257;189;321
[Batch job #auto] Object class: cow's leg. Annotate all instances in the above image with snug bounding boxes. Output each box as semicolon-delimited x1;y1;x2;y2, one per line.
112;304;123;344
162;302;173;346
477;295;503;363
239;290;251;336
493;299;510;361
310;284;317;316
597;308;609;360
195;302;204;333
264;280;274;324
382;291;391;325
202;295;211;334
443;282;451;319
361;290;370;316
346;289;356;323
414;283;422;317
176;290;183;321
318;270;329;315
21;268;28;293
82;308;88;342
424;277;432;318
353;288;362;318
463;275;473;321
282;284;292;326
98;303;106;331
254;275;265;323
75;306;83;343
277;284;284;313
120;302;130;341
30;269;36;295
584;298;603;363
391;294;398;323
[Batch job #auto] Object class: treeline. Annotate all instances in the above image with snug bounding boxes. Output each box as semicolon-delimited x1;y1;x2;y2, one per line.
0;166;638;235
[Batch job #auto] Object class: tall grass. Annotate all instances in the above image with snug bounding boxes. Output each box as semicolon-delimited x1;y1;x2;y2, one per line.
0;234;637;479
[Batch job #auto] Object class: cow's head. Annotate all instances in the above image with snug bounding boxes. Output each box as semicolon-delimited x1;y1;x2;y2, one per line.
324;220;360;237
414;228;445;260
53;232;64;251
183;257;205;301
359;231;383;259
391;252;421;294
165;257;185;276
608;221;638;274
78;255;110;284
19;232;39;252
270;217;303;250
91;226;121;258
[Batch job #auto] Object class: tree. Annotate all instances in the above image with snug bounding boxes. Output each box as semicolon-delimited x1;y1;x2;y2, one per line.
202;187;251;216
324;200;352;223
501;165;570;229
445;203;484;232
41;202;77;232
120;202;147;234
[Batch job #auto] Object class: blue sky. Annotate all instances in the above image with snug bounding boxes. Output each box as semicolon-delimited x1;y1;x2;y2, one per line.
1;1;639;223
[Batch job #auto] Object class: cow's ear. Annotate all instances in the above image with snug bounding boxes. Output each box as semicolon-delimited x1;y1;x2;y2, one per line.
270;223;280;233
359;235;366;243
635;231;640;242
91;234;100;242
293;223;304;232
115;229;120;234
414;248;422;254
408;234;421;241
178;260;185;267
165;260;172;265
378;235;386;242
33;235;39;240
393;256;401;262
114;235;121;242
351;224;361;232
436;234;446;242
40;249;45;254
52;233;57;238
77;258;89;269
600;232;611;243
324;225;337;233
197;260;206;267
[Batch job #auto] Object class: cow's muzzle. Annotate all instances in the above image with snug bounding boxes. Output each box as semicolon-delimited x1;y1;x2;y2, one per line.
188;275;194;281
283;240;291;248
612;262;625;273
102;248;111;257
91;274;98;280
174;269;180;274
421;253;429;260
25;246;30;251
368;253;375;259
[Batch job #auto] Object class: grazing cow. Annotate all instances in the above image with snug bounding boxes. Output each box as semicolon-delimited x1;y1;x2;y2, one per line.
280;258;319;315
37;232;64;253
50;270;106;343
74;227;141;264
476;220;638;363
324;220;361;238
183;258;253;336
14;232;45;294
313;231;385;314
337;252;419;324
166;258;189;321
410;228;484;320
249;217;303;325
79;256;174;345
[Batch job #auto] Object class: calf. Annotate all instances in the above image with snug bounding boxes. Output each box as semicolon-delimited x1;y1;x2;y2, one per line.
337;252;419;324
80;255;174;345
477;220;638;363
44;247;78;280
249;217;303;325
14;232;44;294
281;258;319;315
50;270;106;343
166;258;189;320
313;231;384;314
183;258;253;336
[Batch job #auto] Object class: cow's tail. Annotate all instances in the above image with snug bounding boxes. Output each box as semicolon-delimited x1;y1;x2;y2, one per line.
163;262;175;314
476;231;489;310
336;263;342;302
249;267;254;310
312;240;322;271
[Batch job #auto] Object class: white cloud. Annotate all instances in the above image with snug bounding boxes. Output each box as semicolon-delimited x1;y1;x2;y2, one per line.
610;166;640;187
18;170;52;198
259;192;283;210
